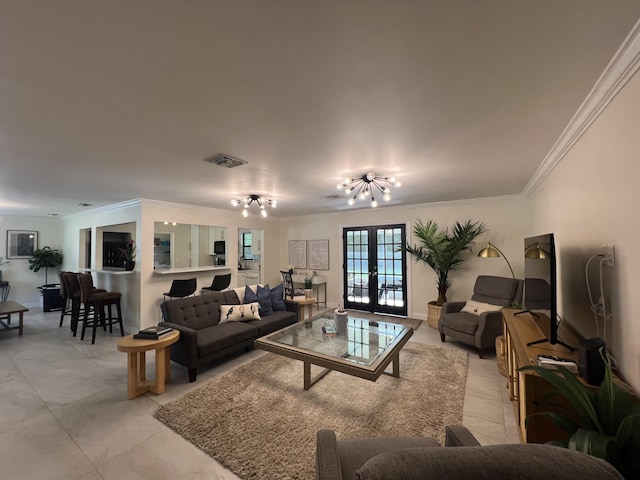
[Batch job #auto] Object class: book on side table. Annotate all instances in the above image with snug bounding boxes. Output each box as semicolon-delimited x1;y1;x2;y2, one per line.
133;326;173;340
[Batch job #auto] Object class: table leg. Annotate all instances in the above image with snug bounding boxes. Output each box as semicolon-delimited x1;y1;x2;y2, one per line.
306;303;313;320
164;346;172;383
139;351;146;382
18;312;23;335
150;347;167;395
127;352;143;400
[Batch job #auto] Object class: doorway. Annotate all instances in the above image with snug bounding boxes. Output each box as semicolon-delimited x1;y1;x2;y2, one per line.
343;224;407;316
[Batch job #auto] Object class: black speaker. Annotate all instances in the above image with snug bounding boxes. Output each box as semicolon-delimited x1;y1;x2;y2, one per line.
578;337;606;386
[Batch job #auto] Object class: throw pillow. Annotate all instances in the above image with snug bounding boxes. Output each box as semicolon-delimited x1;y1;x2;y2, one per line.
270;283;287;311
244;284;273;316
461;299;503;315
220;302;261;323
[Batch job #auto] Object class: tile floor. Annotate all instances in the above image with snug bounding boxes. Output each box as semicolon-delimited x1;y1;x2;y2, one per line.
0;307;519;479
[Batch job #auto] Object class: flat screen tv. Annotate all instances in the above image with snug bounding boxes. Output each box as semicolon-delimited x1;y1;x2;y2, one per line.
517;233;574;351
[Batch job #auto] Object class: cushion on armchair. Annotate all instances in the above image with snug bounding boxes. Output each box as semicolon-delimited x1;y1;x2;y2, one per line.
460;299;503;315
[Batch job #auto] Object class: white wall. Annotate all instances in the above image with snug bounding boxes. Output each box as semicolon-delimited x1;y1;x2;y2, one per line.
0;215;62;306
528;70;640;391
279;197;527;319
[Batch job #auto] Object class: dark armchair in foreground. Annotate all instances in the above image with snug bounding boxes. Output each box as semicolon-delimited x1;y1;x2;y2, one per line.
315;425;622;480
439;275;523;358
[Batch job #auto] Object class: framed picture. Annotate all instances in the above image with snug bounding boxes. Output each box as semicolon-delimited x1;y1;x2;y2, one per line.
7;230;38;259
288;240;307;269
307;239;329;270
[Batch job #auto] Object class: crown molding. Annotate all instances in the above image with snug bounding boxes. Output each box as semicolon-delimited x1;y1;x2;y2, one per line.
522;18;640;198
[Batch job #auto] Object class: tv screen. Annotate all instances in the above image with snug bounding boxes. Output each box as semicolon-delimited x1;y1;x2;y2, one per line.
521;233;572;350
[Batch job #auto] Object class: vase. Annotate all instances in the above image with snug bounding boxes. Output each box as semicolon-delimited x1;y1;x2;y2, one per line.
124;260;136;271
335;309;348;336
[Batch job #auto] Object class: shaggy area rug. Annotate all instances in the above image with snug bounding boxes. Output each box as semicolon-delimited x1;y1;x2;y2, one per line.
154;342;467;480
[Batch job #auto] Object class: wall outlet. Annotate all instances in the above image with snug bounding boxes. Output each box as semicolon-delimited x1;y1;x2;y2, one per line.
602;244;615;267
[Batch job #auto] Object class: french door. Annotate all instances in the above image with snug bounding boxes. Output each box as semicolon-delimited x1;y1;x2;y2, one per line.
343;224;407;316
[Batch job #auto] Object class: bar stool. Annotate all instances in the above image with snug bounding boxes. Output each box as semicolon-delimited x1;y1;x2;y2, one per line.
78;273;124;344
58;271;72;328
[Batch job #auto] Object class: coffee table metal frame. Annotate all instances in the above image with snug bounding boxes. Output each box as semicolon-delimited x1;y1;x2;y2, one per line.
255;316;413;390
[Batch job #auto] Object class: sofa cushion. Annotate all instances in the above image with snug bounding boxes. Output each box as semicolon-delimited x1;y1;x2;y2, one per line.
220;302;261;323
461;299;502;315
161;292;224;329
245;310;297;335
472;275;517;306
270;283;287;311
441;312;479;335
354;444;623;480
197;322;258;358
244;284;273;315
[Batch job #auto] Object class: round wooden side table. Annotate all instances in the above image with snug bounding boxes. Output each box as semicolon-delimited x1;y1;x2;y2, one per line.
117;330;180;399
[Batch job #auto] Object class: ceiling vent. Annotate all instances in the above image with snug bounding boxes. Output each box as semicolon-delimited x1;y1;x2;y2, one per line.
204;153;248;168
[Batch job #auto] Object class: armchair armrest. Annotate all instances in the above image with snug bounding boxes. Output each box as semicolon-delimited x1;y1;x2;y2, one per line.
442;301;466;314
476;310;505;346
316;429;343;480
444;425;481;447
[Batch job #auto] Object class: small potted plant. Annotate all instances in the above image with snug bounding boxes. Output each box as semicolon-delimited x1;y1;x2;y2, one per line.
521;350;640;478
119;240;136;271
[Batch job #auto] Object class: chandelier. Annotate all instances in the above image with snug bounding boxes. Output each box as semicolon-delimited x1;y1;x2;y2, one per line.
336;172;401;207
230;194;277;217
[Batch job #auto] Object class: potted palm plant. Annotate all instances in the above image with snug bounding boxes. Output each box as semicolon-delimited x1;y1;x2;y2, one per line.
28;246;64;311
521;351;640;478
401;219;486;328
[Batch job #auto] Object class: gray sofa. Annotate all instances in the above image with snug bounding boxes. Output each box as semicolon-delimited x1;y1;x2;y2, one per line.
439;275;523;358
160;285;297;382
316;425;623;480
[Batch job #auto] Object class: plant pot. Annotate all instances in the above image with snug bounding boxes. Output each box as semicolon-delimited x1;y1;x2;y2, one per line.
427;301;442;330
124;260;136;271
41;284;64;312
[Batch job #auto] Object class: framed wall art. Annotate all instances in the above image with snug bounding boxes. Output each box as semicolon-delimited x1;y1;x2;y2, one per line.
288;240;307;269
7;230;38;259
307;239;329;270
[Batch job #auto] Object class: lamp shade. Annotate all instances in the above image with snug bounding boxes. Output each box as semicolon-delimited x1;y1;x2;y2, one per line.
525;243;550;259
478;242;515;279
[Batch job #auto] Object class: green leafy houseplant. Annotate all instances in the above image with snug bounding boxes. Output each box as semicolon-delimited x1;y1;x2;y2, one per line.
521;350;640;478
28;246;63;285
400;219;487;305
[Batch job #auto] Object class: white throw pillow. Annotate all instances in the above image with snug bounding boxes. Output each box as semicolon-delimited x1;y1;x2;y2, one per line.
460;299;503;315
220;302;261;323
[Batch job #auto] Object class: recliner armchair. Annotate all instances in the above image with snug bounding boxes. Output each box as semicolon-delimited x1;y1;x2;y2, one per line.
315;425;622;480
439;275;523;358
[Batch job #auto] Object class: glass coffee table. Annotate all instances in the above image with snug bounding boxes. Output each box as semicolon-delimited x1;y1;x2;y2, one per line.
255;315;413;390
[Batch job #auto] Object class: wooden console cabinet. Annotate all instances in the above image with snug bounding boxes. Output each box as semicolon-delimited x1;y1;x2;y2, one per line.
502;308;584;444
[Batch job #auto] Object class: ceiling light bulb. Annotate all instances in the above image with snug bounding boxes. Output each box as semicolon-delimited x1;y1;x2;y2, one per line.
344;177;351;184
271;200;277;208
260;209;268;218
366;172;376;181
348;197;355;206
389;177;396;184
358;191;367;200
395;180;402;187
383;193;391;201
336;183;344;190
371;199;378;208
242;209;249;218
231;199;240;206
383;187;390;193
345;187;352;195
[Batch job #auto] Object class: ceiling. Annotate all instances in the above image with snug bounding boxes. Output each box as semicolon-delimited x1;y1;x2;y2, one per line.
1;1;639;218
